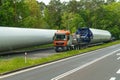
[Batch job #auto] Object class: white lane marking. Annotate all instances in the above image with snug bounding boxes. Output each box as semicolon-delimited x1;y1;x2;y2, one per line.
116;53;120;56
0;46;111;79
51;49;120;80
117;57;120;60
116;69;120;74
0;46;109;79
116;53;120;60
109;77;116;80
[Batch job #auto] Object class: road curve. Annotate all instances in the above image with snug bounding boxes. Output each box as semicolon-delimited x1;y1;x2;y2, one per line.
0;44;120;80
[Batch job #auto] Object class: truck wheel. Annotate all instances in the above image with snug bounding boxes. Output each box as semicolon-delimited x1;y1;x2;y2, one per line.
55;48;59;52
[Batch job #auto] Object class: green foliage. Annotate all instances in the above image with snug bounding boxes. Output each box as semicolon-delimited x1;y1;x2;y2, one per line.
0;1;14;26
0;0;120;38
61;12;85;32
44;0;62;29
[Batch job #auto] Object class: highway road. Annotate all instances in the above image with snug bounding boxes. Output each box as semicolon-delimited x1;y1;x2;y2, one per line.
1;44;120;80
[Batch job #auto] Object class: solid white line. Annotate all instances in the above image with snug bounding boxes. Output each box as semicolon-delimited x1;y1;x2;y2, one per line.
51;49;120;80
116;69;120;74
109;77;116;80
0;47;108;79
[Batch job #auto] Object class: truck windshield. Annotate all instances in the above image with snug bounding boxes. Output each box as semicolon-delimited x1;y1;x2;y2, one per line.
54;34;66;40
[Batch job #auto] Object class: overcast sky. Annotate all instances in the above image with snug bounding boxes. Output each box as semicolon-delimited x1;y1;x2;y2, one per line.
37;0;79;5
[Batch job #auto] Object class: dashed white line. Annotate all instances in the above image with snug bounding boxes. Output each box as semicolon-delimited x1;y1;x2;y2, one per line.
109;77;116;80
116;53;120;56
117;57;120;60
51;49;120;80
116;53;120;60
116;69;120;74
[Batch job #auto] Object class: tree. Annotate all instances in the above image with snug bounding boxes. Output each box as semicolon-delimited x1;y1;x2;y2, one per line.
44;0;62;29
61;12;85;32
0;1;14;26
67;0;80;13
103;2;120;39
22;0;46;28
0;0;30;27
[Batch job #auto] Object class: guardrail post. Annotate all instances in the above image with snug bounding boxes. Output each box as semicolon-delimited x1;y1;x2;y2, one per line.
25;52;27;63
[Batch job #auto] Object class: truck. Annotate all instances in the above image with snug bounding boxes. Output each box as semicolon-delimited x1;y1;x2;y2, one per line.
53;27;111;52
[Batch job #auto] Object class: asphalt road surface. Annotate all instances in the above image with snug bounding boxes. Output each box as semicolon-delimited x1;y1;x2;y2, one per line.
1;44;120;80
0;49;56;59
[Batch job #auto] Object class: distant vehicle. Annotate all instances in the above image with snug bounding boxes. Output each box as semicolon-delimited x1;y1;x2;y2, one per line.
0;27;57;53
53;27;111;52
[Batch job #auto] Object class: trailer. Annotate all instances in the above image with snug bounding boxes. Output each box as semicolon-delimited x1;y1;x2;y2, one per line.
53;28;111;52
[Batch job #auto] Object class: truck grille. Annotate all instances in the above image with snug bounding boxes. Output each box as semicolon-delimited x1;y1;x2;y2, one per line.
56;43;64;45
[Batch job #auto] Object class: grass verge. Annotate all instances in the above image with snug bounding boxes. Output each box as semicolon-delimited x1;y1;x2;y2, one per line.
0;40;120;74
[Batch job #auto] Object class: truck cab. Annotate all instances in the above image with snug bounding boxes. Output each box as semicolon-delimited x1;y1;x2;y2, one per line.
53;30;72;52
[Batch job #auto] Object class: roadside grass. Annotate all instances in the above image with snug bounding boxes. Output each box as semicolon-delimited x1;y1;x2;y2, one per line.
0;40;120;74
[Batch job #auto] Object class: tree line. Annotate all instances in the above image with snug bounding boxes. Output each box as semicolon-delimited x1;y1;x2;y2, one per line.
0;0;120;39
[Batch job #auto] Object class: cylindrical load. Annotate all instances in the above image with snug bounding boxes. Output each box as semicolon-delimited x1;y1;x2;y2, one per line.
90;28;111;43
0;27;57;52
75;28;111;43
